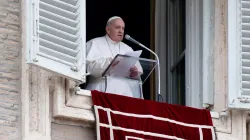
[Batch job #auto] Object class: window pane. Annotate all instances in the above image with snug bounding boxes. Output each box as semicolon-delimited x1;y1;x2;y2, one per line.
171;0;186;61
167;0;186;105
172;58;185;105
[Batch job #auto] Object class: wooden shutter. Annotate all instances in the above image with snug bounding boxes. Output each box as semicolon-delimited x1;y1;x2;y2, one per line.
241;1;250;98
26;0;86;82
228;0;250;109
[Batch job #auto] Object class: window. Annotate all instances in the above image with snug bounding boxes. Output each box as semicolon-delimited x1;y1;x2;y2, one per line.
26;0;87;82
228;0;250;109
156;0;213;108
166;0;186;105
25;0;214;109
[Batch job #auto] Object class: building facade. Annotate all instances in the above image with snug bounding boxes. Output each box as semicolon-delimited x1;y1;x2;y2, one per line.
0;0;249;140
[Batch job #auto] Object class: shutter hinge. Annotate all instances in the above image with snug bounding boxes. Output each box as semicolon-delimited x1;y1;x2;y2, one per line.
32;36;37;41
33;58;38;62
33;19;39;36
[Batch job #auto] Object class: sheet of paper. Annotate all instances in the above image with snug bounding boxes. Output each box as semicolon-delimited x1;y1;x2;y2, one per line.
111;50;142;78
125;50;142;57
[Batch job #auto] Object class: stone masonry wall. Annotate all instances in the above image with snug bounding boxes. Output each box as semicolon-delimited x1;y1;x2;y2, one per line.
0;0;21;140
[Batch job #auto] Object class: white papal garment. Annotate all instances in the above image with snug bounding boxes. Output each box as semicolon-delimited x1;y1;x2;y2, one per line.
85;35;143;98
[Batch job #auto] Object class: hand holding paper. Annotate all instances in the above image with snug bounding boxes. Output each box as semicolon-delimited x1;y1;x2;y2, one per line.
129;65;139;77
109;50;142;78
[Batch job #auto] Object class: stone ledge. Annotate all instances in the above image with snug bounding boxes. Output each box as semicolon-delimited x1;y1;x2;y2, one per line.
53;77;95;126
53;76;226;130
66;89;92;110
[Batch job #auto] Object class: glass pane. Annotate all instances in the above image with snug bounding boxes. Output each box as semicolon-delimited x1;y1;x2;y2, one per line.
171;0;186;61
167;0;186;105
172;57;185;105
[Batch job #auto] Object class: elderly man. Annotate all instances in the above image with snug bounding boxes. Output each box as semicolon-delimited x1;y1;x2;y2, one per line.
85;16;143;98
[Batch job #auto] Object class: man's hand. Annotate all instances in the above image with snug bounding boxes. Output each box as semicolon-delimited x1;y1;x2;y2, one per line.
108;57;121;67
111;60;119;67
129;65;138;77
108;57;119;67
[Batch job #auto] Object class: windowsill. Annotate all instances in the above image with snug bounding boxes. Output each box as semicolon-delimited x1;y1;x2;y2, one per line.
52;77;222;128
65;89;231;135
66;89;92;110
72;89;221;118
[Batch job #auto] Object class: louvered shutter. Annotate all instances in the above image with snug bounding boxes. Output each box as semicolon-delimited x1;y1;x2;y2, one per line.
241;1;250;98
26;0;86;82
228;0;250;109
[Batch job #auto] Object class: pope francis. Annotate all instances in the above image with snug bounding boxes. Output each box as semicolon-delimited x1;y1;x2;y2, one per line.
85;16;143;98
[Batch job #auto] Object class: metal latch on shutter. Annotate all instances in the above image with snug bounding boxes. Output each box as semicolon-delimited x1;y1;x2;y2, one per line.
71;64;79;72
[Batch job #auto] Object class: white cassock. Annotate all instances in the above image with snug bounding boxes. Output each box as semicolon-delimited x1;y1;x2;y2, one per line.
85;35;143;98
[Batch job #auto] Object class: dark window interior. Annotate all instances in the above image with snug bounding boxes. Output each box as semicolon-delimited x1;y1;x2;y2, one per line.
84;0;152;100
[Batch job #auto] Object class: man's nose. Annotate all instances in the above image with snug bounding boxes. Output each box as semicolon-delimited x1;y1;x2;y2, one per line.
119;28;124;33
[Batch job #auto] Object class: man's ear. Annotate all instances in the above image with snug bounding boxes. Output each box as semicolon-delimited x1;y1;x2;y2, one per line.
106;26;110;34
105;26;110;34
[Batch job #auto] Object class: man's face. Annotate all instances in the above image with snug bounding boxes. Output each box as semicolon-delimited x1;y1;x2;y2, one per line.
106;18;125;42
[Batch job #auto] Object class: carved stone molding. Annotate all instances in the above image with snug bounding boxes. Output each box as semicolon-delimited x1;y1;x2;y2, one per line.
21;66;52;140
65;80;93;110
212;111;232;134
22;69;95;140
52;77;95;125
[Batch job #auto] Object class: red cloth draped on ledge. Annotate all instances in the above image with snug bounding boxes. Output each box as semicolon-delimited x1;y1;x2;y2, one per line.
91;90;215;140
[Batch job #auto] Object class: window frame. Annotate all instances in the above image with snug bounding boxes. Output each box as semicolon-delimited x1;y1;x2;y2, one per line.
186;0;215;108
162;0;214;108
185;0;203;108
202;0;215;108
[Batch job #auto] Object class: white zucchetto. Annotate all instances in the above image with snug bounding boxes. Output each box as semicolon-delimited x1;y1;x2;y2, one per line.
106;16;122;25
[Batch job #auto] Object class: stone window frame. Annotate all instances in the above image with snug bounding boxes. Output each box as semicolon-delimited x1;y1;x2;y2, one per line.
53;77;95;123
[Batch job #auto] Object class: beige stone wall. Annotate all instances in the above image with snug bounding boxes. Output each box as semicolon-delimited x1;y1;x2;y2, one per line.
213;0;227;113
0;0;21;140
51;123;96;140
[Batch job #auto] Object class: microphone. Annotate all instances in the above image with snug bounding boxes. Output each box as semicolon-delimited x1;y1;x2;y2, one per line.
125;34;161;102
125;35;141;45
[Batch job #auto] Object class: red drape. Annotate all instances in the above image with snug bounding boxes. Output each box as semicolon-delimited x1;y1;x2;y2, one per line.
91;90;215;140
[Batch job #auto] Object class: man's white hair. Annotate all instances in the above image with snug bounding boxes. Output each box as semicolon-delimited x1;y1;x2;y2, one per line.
106;16;122;26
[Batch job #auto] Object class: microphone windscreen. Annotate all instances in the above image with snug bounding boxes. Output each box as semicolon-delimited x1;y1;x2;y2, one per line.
125;34;130;40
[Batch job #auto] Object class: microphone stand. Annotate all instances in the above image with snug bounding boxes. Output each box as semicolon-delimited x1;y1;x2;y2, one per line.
125;35;161;102
137;43;161;102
